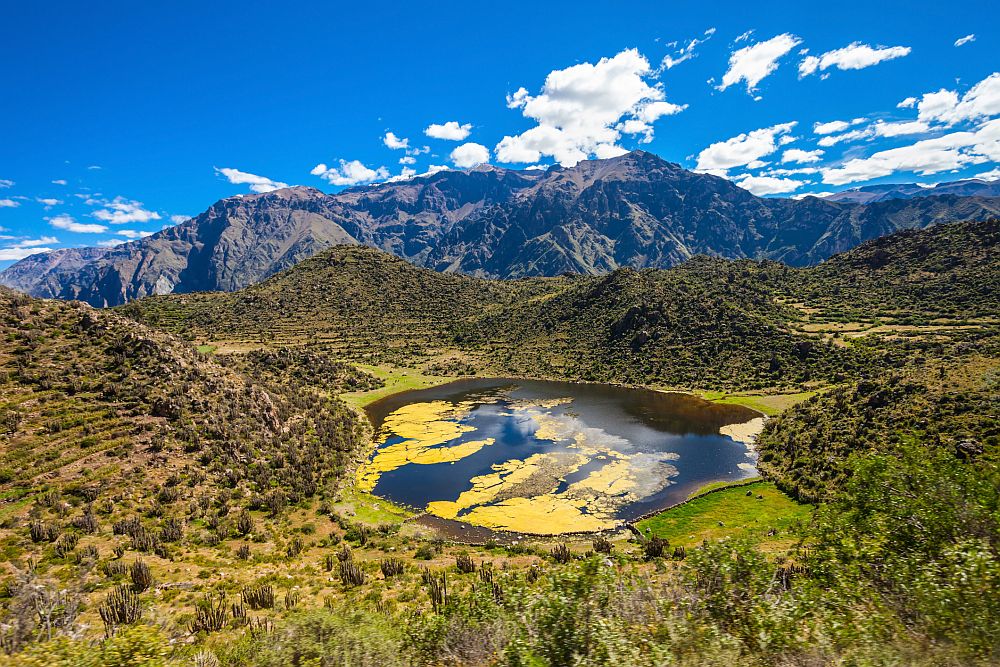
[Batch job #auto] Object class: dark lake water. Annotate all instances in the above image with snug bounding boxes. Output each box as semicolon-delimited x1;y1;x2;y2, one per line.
359;378;762;535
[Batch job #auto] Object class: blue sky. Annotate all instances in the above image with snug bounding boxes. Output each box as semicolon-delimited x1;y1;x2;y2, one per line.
1;0;998;265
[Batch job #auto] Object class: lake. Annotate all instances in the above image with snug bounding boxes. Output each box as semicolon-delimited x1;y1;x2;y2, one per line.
357;378;764;535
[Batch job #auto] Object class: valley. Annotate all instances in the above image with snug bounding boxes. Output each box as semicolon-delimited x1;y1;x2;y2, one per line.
1;216;997;664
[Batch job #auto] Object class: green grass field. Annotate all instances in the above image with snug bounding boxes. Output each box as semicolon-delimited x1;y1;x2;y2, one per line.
339;364;455;408
636;480;813;548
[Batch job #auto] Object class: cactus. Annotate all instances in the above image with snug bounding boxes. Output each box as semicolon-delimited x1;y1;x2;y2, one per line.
380;557;404;578
190;593;229;634
423;569;448;613
241;583;274;610
455;553;476;573
550;543;572;564
338;559;366;587
99;585;141;636
592;535;613;554
130;559;154;592
643;536;668;561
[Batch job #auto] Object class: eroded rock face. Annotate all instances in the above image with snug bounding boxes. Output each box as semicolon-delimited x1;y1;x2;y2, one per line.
4;151;1000;306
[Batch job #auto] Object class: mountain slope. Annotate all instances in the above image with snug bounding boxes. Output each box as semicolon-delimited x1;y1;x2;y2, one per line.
5;152;1000;306
0;286;367;508
121;219;1000;392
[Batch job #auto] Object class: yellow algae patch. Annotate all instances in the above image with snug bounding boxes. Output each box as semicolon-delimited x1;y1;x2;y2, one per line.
426;453;552;519
356;400;490;492
719;417;767;446
458;496;615;533
356;437;495;492
570;458;636;496
378;400;476;446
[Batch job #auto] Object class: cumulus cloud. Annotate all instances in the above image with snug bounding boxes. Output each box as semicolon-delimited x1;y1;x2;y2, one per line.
310;160;389;186
717;33;802;94
695;122;797;173
496;49;685;166
215;167;289;193
954;34;976;47
914;72;1000;126
90;197;162;224
0;179;13;189
821;118;1000;185
897;97;918;109
781;148;824;164
813;118;866;134
425;121;473;141
799;42;910;78
96;239;126;248
383;131;409;149
170;214;190;224
36;198;63;208
399;155;417;165
0;199;19;208
732;173;806;195
49;214;108;234
450;142;491;168
975;166;1000;180
871;120;931;137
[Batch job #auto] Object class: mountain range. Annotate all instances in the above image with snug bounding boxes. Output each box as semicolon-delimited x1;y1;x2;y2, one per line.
4;150;1000;307
823;177;1000;204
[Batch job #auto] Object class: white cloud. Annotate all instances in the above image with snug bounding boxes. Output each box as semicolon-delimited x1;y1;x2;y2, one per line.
90;197;162;224
799;42;910;78
897;96;918;109
96;239;126;248
4;236;59;250
915;72;1000;126
975;167;1000;181
817;127;875;147
115;229;154;239
695;122;797;173
383;132;409;150
0;245;57;260
385;168;418;183
661;29;715;69
717;33;802;94
764;166;820;176
450;143;491;168
51;179;67;185
813;117;866;134
170;214;190;224
35;198;63;208
954;34;976;47
425;121;473;141
782;148;824;164
496;49;684;166
49;214;108;234
733;173;806;195
215;167;289;193
0;179;12;189
310;160;389;186
399;156;416;165
821;118;1000;185
871;120;931;137
0;199;19;208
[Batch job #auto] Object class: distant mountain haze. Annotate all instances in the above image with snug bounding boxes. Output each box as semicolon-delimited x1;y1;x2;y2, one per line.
3;151;999;307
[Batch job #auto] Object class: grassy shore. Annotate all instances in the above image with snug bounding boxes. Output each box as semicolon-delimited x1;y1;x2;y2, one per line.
636;480;812;549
